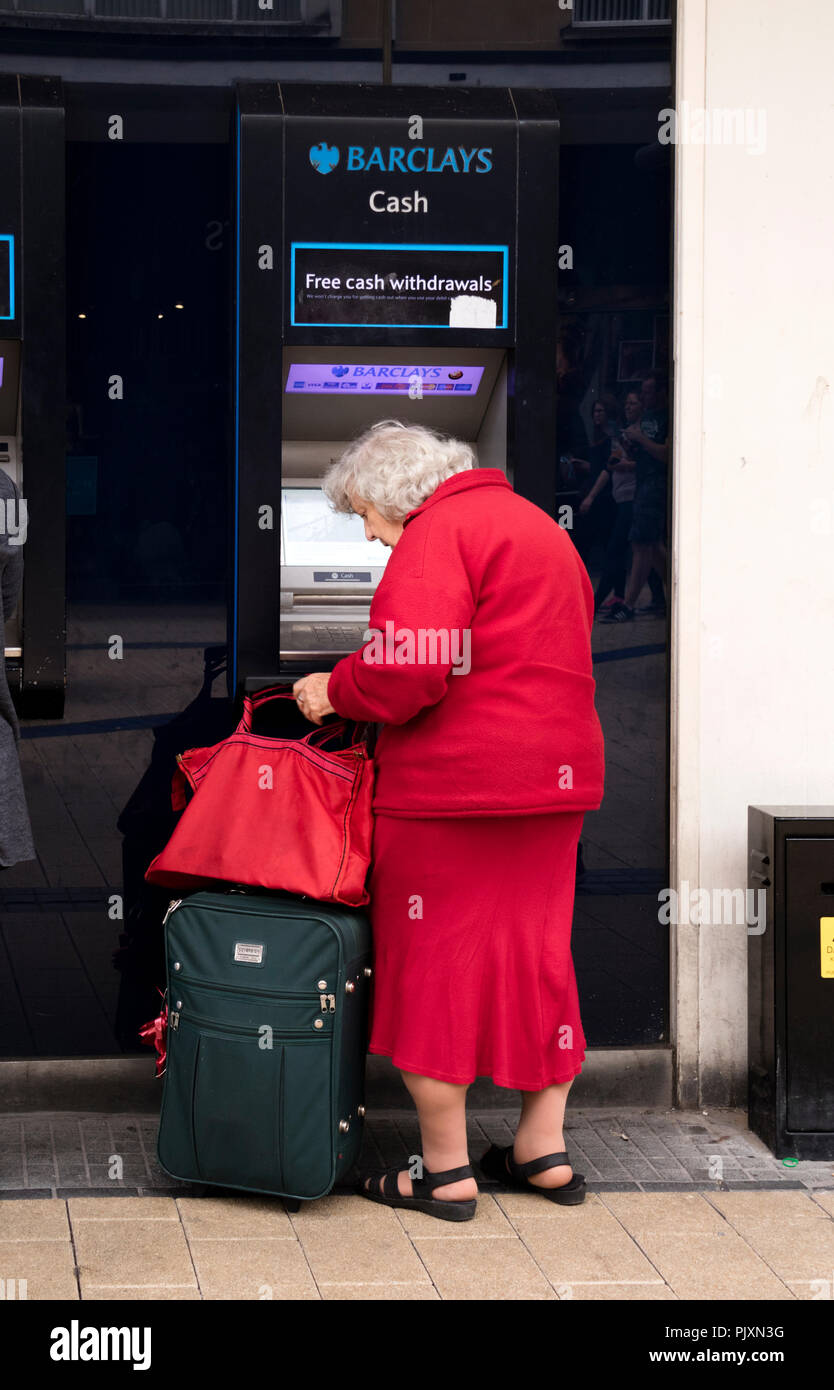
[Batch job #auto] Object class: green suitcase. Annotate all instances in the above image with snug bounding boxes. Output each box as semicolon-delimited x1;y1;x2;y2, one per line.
156;890;372;1204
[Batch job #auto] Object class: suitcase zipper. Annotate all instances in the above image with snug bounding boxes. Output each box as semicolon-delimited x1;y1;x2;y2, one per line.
173;1012;324;1038
163;898;183;926
173;974;326;1005
183;897;350;927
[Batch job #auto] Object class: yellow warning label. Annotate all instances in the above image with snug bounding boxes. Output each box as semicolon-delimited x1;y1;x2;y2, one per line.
821;918;834;979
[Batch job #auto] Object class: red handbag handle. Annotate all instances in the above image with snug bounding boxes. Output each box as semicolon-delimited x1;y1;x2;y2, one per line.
239;682;296;731
305;722;364;750
239;682;366;749
171;685;368;814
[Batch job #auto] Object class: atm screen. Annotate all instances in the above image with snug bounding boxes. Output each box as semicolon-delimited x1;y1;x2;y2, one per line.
0;339;21;435
285;363;484;396
281;488;390;569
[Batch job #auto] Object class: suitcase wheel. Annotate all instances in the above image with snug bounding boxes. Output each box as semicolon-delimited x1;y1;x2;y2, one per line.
283;1198;302;1214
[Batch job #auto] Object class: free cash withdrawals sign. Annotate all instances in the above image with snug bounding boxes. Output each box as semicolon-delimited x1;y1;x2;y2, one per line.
291;242;508;329
0;236;13;320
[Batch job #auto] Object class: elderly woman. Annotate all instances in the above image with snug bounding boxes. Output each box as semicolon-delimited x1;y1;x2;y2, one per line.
293;420;604;1223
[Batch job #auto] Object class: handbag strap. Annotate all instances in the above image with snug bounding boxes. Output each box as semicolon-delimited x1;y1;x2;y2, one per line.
305;722;362;751
239;683;368;751
239;682;297;733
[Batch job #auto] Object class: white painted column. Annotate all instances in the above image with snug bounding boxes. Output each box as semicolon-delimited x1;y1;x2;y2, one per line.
671;0;834;1105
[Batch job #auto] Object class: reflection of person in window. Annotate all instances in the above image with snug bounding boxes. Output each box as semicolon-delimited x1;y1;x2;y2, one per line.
603;372;668;622
582;394;638;613
570;400;617;567
556;335;589;465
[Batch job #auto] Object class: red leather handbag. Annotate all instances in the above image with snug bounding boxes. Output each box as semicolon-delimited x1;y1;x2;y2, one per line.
144;684;374;906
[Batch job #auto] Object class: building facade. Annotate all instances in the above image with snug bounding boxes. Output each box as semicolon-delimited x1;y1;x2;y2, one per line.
1;0;827;1114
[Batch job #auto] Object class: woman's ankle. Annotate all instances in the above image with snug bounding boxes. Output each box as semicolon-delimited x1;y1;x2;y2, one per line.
430;1176;478;1201
512;1130;566;1161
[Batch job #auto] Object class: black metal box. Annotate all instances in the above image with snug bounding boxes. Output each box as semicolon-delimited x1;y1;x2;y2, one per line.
748;806;834;1158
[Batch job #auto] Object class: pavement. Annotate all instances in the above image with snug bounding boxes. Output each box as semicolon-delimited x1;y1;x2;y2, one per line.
3;1105;834;1301
3;603;831;1303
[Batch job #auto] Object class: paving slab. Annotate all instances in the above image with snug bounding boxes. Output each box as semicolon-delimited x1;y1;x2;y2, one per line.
411;1235;556;1299
176;1195;295;1239
189;1238;319;1300
297;1221;430;1287
0;1239;78;1299
72;1216;197;1293
624;1230;796;1301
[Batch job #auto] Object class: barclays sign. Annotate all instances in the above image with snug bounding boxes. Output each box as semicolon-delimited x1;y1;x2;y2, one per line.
309;142;493;175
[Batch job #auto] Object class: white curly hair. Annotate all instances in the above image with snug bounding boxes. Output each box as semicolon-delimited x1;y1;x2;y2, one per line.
321;419;474;520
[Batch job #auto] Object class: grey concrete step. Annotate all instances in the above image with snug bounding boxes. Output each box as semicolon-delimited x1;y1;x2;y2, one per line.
0;1047;673;1113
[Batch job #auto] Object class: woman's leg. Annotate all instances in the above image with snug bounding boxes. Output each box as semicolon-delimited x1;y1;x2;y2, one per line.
364;1071;477;1200
608;503;631;601
623;540;655;610
648;567;665;605
595;500;631;607
512;1078;576;1188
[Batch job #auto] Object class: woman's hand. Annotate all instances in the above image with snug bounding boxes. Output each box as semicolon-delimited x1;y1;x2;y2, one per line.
292;672;336;726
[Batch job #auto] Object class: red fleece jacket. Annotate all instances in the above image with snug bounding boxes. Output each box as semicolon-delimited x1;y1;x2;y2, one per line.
327;467;605;817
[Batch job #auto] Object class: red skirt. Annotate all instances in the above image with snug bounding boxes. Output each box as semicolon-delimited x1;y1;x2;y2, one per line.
367;812;586;1091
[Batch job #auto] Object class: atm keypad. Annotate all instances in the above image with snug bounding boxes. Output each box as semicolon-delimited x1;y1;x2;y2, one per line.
281;623;367;653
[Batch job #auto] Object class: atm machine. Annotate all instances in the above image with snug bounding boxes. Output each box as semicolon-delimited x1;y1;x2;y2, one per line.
232;82;559;692
0;77;66;717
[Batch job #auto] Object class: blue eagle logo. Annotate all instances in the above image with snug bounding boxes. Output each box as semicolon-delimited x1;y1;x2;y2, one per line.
309;142;340;175
331;366;349;378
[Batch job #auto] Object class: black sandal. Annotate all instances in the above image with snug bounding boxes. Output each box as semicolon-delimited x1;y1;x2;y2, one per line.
478;1144;586;1205
357;1161;477;1222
